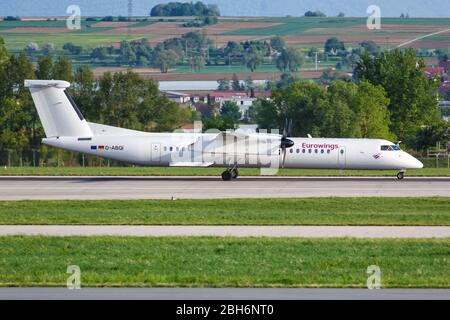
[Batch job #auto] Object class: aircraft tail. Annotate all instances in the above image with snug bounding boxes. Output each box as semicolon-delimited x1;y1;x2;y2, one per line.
24;80;92;138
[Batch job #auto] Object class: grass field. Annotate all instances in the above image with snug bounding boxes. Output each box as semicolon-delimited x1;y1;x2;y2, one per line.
1;16;449;75
0;236;447;288
0;197;449;226
1;166;449;176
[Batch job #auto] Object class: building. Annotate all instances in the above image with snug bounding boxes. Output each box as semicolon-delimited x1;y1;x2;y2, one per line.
208;91;258;120
163;91;192;104
424;67;446;79
439;60;450;73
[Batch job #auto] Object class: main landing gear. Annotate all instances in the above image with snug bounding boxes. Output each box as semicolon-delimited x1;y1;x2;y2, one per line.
221;165;239;181
397;170;405;180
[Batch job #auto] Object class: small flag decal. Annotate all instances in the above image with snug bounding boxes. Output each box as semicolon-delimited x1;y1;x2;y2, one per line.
98;146;105;151
90;146;97;150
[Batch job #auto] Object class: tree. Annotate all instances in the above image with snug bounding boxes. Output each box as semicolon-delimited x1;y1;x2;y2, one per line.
338;12;345;17
36;56;53;80
217;78;231;91
322;81;360;138
41;43;55;56
355;49;442;141
51;56;73;82
305;11;326;17
224;41;243;65
220;101;241;123
360;41;379;56
354;81;394;140
244;76;254;91
276;47;304;72
270;36;285;52
72;65;95;120
24;42;39;55
150;2;220;17
245;49;263;72
117;41;137;66
271;81;329;137
324;37;345;55
252;99;279;130
410;122;449;152
63;42;82;55
91;46;108;61
231;73;242;91
190;55;205;71
152;49;179;73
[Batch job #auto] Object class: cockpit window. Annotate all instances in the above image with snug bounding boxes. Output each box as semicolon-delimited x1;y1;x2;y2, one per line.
381;145;401;151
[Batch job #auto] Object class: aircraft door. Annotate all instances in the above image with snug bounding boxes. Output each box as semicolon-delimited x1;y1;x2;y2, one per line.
151;143;161;162
338;146;346;169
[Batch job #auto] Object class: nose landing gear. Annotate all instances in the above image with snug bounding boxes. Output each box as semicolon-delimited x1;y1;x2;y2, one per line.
396;171;405;180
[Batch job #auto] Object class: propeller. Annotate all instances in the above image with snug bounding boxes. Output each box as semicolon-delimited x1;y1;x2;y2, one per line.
280;119;294;168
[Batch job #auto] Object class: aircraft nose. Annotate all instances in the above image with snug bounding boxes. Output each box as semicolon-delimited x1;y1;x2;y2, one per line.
404;153;423;169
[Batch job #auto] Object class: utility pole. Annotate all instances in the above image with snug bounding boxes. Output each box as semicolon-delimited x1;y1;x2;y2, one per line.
127;0;133;38
314;52;318;71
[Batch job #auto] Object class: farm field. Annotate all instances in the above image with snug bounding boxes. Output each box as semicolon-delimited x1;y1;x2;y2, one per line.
1;16;449;78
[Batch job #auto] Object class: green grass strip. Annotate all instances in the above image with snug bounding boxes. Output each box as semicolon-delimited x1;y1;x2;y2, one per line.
0;197;449;226
0;167;449;176
0;237;448;288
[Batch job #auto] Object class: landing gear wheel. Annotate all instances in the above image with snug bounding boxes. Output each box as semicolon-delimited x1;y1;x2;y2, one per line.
231;169;239;179
221;170;232;181
397;171;405;180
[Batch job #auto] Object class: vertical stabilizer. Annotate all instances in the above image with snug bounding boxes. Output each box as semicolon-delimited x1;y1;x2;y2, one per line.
24;80;92;138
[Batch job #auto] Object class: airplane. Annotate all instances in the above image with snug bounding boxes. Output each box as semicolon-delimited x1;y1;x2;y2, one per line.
24;79;423;181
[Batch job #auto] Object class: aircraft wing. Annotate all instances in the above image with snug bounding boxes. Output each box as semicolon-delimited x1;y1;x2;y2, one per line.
169;162;214;167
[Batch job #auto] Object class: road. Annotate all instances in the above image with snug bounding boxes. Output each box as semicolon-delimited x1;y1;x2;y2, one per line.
0;176;449;200
0;288;449;300
1;225;449;238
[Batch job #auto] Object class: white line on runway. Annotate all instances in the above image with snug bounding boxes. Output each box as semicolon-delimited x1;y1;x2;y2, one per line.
1;225;449;238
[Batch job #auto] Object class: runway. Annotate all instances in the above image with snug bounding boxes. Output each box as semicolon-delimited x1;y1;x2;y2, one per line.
1;225;449;238
0;176;449;200
0;288;449;300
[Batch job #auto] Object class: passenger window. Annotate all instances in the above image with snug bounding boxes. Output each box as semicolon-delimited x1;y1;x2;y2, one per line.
314;149;318;153
163;146;167;151
321;149;324;154
296;149;300;153
169;147;173;151
290;148;293;153
327;150;331;154
302;149;306;154
340;149;344;154
308;149;312;153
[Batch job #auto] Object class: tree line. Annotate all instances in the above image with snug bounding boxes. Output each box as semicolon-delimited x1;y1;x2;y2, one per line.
252;49;449;151
150;1;220;17
25;32;304;75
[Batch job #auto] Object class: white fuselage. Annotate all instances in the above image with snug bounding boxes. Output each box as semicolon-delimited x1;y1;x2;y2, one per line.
43;127;423;171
